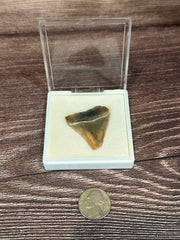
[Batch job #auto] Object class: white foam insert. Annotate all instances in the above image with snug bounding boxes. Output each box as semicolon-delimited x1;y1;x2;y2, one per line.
43;90;135;170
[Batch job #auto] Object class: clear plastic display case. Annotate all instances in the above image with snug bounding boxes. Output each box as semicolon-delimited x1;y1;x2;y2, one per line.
39;18;135;170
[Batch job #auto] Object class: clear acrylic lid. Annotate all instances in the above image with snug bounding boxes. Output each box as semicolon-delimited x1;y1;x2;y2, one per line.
39;18;132;92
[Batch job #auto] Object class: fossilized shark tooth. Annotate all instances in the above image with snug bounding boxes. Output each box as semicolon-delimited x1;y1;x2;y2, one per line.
65;106;110;150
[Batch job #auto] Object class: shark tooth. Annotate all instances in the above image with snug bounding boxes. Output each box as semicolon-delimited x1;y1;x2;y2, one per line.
65;106;110;150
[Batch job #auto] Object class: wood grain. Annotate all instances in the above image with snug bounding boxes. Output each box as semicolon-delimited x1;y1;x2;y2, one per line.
0;0;180;238
0;157;179;239
0;0;180;34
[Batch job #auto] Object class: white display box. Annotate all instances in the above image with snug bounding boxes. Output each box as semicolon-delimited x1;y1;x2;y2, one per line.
39;18;135;170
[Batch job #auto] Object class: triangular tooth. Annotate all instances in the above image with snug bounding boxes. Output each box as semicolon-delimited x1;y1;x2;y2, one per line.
65;106;110;150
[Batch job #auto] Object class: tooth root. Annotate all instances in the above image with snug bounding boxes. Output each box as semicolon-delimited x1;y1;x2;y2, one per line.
65;106;110;150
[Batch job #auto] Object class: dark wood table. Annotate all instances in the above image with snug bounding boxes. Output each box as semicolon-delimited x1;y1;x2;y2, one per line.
0;1;180;239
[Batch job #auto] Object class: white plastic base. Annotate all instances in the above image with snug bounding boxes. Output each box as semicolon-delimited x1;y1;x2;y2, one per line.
43;90;135;170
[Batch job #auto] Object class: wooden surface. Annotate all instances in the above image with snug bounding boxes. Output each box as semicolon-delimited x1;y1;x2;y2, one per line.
0;1;180;239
